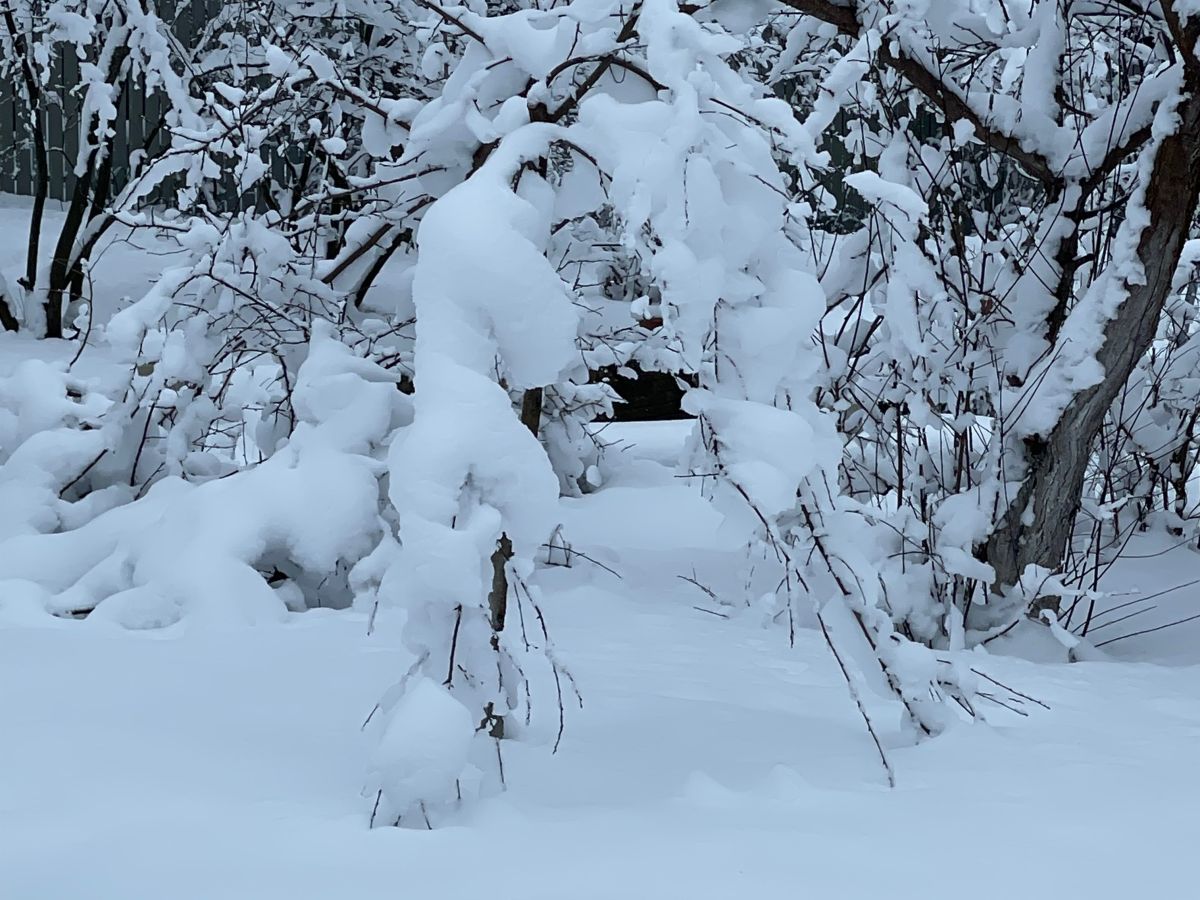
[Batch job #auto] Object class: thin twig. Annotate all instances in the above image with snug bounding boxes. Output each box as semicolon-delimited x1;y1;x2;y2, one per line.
676;572;719;601
970;668;1051;710
1094;611;1200;648
818;611;896;788
540;543;623;579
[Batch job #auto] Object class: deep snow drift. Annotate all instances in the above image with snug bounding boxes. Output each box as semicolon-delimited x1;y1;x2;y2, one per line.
2;419;1198;900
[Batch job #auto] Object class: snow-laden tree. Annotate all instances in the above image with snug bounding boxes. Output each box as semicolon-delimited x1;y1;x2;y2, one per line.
764;0;1200;644
0;0;246;337
341;0;984;807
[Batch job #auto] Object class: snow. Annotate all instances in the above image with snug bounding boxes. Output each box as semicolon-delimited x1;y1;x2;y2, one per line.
2;424;1199;898
3;1;1200;893
368;677;479;820
0;322;398;626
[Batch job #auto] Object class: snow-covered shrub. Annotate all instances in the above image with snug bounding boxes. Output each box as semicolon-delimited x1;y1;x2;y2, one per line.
0;322;406;626
0;358;114;542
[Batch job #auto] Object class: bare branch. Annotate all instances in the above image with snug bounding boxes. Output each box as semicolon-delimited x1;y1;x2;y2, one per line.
776;0;1058;186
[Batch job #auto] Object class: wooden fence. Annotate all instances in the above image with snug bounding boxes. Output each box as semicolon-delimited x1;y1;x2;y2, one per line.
0;0;221;203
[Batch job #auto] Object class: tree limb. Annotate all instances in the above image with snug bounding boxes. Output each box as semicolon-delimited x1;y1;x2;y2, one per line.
1161;0;1200;73
776;0;1058;186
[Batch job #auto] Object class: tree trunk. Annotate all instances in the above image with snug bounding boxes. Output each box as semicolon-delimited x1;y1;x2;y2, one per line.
482;390;543;738
519;387;543;436
483;534;513;739
975;89;1200;627
3;9;51;335
0;290;18;332
44;169;95;340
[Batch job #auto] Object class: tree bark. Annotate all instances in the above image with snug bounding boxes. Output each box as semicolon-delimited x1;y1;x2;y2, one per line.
3;9;51;334
44;168;96;340
481;391;543;737
519;387;543;436
483;534;513;739
975;88;1200;626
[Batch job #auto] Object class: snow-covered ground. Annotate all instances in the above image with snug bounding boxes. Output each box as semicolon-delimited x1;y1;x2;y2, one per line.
2;418;1198;899
0;196;185;331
